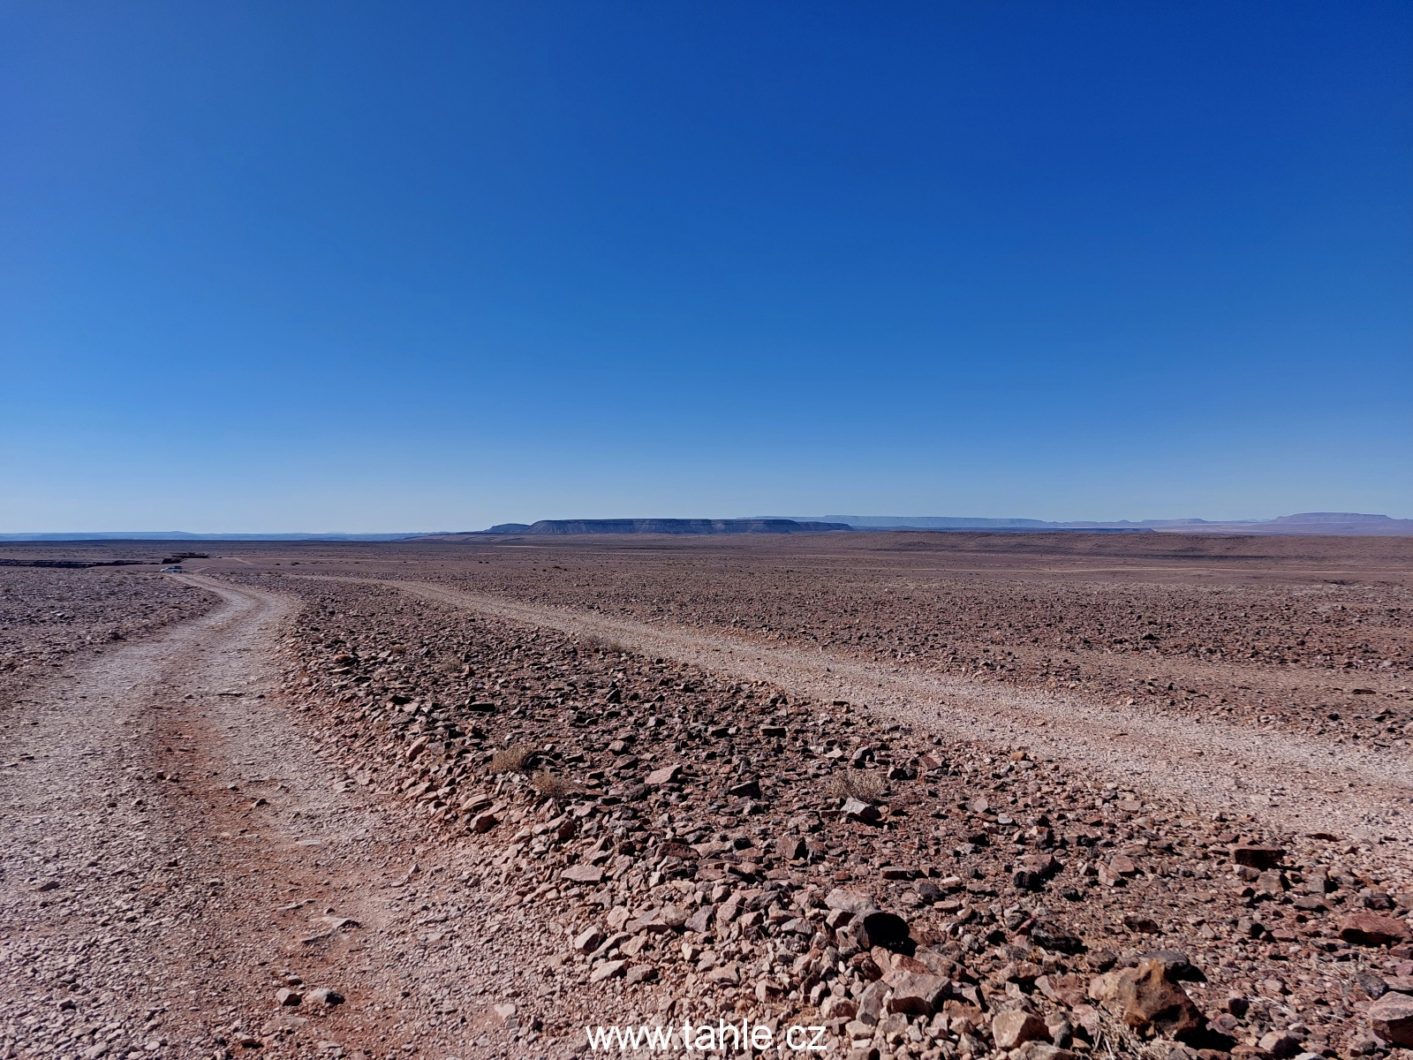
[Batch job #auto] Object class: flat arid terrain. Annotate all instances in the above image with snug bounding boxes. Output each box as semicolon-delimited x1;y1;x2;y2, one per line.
2;533;1411;1059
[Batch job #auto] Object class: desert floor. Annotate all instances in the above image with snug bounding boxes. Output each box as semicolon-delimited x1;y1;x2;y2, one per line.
1;533;1410;1059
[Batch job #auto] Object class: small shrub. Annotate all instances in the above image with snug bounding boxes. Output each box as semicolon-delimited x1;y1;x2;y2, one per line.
436;652;466;676
825;769;885;802
530;769;575;799
490;743;534;774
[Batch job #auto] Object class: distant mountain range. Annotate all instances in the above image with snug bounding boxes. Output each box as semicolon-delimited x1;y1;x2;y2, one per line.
0;531;430;542
4;512;1409;541
794;512;1413;536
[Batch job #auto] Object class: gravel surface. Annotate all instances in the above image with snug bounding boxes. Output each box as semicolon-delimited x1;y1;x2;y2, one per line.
5;538;1412;1060
327;575;1413;862
226;565;1412;1057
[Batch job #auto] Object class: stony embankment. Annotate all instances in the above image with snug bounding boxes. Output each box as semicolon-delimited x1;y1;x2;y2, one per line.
246;572;1412;1058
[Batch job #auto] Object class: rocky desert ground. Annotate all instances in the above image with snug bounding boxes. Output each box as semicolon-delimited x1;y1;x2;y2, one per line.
2;533;1411;1060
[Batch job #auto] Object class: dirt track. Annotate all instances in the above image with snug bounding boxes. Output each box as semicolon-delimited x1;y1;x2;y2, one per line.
376;578;1413;866
0;577;565;1059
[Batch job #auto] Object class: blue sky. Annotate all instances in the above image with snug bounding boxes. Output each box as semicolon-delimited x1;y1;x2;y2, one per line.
2;1;1409;531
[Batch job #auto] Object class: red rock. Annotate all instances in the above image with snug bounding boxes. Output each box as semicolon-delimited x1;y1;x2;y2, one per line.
884;971;948;1015
1231;845;1284;869
1369;992;1413;1047
842;797;881;824
562;864;604;884
825;888;875;914
1089;959;1205;1041
1036;973;1088;1007
589;959;627;982
1262;1031;1304;1057
645;764;683;785
1340;912;1411;947
992;1009;1050;1048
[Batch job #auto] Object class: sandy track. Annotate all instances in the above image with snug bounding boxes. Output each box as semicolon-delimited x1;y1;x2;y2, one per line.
0;577;564;1059
375;578;1413;863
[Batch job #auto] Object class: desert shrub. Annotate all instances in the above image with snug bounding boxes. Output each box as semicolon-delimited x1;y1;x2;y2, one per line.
530;769;575;799
490;743;534;774
435;651;466;676
824;769;885;801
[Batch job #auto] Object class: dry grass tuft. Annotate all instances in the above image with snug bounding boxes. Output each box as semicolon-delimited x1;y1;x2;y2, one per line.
580;633;631;656
530;769;576;799
489;743;534;774
436;652;467;676
824;769;886;801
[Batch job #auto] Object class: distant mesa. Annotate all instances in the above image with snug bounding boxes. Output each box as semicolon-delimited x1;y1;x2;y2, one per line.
466;518;849;536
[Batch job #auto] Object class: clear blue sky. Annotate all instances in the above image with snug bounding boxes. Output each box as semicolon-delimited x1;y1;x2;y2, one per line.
2;1;1409;531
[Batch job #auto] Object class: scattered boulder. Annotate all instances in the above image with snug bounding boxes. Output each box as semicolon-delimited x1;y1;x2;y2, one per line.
1030;920;1086;955
1256;1030;1302;1058
842;797;881;824
1014;854;1061;891
1369;992;1413;1047
992;1009;1050;1049
885;971;949;1015
1339;912;1411;947
1231;845;1284;869
573;926;605;953
1123;913;1161;934
645;764;683;786
1133;950;1204;982
1089;959;1206;1042
590;959;627;983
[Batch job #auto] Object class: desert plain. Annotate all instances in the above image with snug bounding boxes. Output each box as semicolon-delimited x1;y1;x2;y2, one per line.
1;532;1411;1059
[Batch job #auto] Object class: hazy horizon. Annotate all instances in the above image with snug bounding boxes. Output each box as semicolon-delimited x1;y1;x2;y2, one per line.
4;509;1411;539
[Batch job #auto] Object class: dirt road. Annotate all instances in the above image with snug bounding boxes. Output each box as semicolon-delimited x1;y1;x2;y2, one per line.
0;577;564;1059
382;579;1413;865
